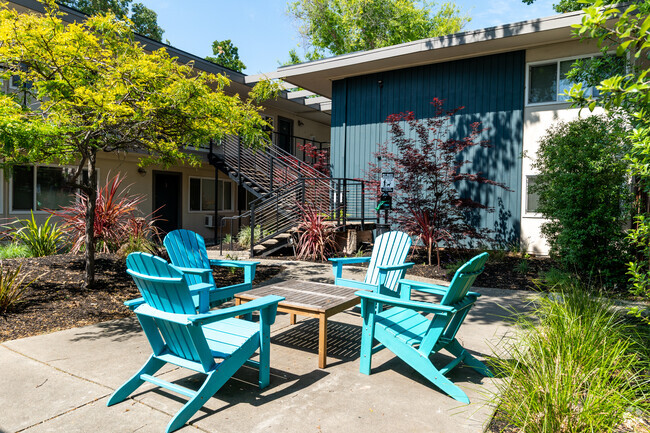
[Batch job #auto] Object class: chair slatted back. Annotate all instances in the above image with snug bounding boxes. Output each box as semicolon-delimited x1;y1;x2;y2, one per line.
440;252;488;306
364;231;412;294
164;229;214;287
419;252;489;355
126;253;212;368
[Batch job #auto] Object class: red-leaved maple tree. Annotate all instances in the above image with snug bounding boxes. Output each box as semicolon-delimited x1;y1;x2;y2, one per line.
366;98;511;267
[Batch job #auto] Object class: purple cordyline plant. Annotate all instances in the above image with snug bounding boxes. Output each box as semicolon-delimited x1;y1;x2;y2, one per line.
294;202;338;262
52;173;161;254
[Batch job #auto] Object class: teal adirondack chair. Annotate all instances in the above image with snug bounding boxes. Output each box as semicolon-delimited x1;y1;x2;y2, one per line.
164;229;259;313
356;252;492;404
329;231;414;297
108;253;283;433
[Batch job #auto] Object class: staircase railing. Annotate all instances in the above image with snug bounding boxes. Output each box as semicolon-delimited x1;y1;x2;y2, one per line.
219;177;377;256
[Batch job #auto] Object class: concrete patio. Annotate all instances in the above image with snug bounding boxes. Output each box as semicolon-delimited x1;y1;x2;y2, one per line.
0;258;533;433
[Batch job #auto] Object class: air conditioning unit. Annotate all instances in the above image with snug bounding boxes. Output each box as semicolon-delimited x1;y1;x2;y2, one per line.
204;215;214;227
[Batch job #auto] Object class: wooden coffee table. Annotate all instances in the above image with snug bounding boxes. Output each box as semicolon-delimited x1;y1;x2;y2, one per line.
234;280;361;369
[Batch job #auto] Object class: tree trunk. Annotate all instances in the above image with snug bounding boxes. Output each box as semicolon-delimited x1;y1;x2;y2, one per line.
84;151;97;288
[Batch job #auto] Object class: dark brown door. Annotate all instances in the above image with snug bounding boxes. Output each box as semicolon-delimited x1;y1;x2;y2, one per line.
153;171;181;235
277;116;294;153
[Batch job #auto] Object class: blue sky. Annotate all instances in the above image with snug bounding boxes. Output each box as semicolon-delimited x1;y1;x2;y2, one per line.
138;0;558;74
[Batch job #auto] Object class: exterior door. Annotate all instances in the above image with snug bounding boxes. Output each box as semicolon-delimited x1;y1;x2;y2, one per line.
153;171;181;235
277;116;294;154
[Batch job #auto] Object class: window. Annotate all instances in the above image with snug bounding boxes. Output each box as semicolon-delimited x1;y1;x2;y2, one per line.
527;54;623;105
11;165;87;212
189;177;234;212
526;175;540;213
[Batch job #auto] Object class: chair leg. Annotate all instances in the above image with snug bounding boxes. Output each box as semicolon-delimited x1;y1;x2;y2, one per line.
107;355;165;406
359;301;376;375
166;370;229;433
406;354;470;404
258;319;271;389
166;355;251;433
446;339;493;377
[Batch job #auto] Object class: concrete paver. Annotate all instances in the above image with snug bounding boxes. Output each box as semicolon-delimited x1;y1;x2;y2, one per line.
0;257;533;433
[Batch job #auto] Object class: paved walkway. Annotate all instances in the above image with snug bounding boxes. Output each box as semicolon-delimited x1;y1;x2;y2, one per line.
0;256;534;433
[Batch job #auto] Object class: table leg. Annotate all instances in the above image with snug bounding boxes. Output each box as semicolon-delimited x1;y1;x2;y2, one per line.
290;313;296;325
318;313;327;369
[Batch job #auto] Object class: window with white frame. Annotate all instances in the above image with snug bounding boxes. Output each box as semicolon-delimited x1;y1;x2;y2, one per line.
527;54;624;105
525;175;540;214
189;177;234;212
11;165;88;212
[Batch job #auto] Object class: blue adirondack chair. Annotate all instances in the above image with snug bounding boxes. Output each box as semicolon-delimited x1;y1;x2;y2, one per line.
107;253;283;433
356;252;492;404
164;229;259;313
329;231;414;297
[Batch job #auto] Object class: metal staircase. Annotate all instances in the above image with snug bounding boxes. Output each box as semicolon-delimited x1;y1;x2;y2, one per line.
208;135;375;257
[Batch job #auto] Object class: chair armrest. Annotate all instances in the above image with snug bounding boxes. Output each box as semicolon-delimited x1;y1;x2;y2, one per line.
172;266;212;277
328;257;371;265
209;259;260;268
124;297;145;310
355;290;454;316
208;259;259;284
330;257;371;279
398;278;449;296
189;295;285;326
134;304;194;324
377;263;414;272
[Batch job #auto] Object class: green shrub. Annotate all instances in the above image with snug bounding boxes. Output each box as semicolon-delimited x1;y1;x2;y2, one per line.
237;225;265;249
14;212;63;257
491;282;649;432
0;243;32;259
531;115;631;289
0;263;39;314
515;259;529;275
117;235;158;259
444;259;466;277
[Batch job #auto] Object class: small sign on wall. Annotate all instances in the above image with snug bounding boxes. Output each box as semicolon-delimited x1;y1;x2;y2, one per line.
381;172;395;192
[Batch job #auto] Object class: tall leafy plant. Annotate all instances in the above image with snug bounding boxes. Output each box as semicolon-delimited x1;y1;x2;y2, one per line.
14;212;63;257
366;98;511;267
0;263;40;314
531;115;631;288
566;1;650;317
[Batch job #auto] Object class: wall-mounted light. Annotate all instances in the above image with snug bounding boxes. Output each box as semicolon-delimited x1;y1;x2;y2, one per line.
137;167;146;176
297;120;304;127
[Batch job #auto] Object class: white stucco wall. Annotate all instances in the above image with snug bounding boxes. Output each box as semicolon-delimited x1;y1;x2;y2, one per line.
522;40;604;255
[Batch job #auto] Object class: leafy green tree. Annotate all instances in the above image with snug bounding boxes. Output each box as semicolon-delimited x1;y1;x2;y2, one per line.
531;116;632;287
205;39;246;73
59;0;164;41
522;0;645;14
568;0;650;316
130;2;163;41
287;0;470;58
0;2;277;287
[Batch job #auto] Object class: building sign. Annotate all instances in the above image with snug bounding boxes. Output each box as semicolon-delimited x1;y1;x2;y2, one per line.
381;172;395;192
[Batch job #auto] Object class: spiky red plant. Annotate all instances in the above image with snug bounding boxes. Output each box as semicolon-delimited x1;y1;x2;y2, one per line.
52;173;159;253
295;202;338;261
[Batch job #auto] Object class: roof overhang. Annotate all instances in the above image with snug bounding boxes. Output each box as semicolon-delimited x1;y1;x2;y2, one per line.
263;10;587;98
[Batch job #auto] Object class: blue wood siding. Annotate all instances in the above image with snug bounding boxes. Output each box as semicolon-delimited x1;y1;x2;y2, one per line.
331;51;525;246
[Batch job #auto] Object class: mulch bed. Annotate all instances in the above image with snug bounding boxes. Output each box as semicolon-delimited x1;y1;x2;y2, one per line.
406;250;555;291
0;253;284;342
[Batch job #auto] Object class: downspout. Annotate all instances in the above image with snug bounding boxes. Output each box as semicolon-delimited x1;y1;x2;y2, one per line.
343;80;348;181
